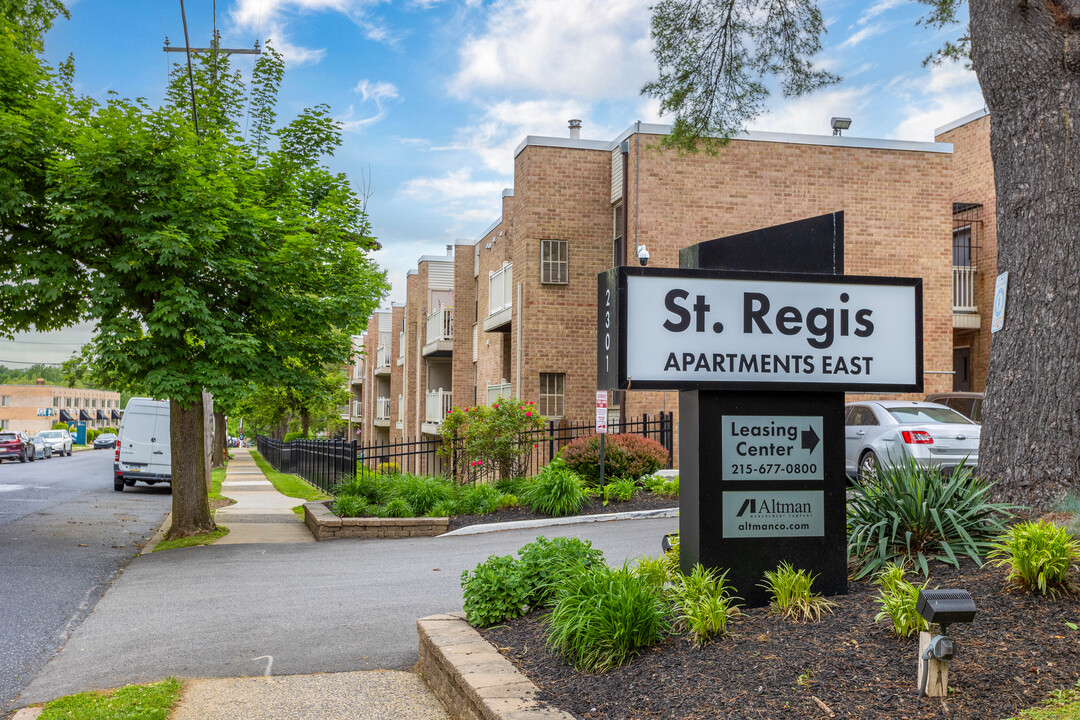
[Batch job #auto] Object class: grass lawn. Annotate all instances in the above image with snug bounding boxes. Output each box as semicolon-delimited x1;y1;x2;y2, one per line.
249;449;332;503
38;678;181;720
153;527;229;552
1008;681;1080;720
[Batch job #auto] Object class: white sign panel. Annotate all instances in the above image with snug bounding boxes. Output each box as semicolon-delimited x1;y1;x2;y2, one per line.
624;273;919;389
991;271;1008;333
595;391;608;434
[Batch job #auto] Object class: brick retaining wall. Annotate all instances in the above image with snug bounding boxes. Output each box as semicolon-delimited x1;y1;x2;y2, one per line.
303;501;449;541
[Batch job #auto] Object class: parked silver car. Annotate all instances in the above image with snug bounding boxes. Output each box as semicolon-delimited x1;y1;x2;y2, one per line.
845;401;980;481
34;429;73;456
30;435;53;460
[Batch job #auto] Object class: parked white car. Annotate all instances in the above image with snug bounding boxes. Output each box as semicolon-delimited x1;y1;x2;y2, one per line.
34;429;73;457
845;401;980;481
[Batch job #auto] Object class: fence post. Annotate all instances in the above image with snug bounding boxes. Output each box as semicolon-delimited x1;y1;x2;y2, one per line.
548;420;556;465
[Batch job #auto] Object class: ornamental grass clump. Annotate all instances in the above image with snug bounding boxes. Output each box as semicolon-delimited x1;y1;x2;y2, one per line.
455;482;502;514
632;556;670;594
545;562;670;672
847;458;1018;579
760;561;836;622
671;564;740;646
989;520;1080;597
520;457;587;517
873;562;930;638
602;477;638;505
331;494;372;518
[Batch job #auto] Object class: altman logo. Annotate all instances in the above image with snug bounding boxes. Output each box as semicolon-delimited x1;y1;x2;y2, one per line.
736;497;813;517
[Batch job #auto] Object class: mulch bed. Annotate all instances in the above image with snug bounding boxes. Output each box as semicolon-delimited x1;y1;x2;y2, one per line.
481;560;1080;720
446;492;677;532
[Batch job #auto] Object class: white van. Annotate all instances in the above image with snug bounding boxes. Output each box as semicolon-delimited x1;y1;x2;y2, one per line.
114;398;171;492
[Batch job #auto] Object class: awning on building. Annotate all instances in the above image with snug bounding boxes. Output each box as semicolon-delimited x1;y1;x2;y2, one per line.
111;410;122;421
59;409;75;423
96;410;107;421
78;410;93;421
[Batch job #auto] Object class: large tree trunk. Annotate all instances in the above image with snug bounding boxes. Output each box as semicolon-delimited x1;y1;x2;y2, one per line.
211;410;227;469
970;0;1080;508
301;410;310;438
167;399;217;538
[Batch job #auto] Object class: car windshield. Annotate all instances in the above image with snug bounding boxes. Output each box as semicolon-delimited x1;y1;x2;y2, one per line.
98;434;115;439
887;406;973;425
38;431;61;438
0;433;17;442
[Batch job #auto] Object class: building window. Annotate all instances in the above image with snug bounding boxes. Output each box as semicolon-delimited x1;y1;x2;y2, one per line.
540;239;569;284
0;420;7;430
65;397;70;407
539;373;565;418
53;396;59;407
0;396;9;406
73;398;79;407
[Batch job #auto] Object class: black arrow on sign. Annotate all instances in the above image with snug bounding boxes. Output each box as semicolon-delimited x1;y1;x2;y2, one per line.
801;426;820;454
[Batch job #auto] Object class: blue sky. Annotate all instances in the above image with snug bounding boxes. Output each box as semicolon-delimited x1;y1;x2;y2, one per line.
3;0;981;368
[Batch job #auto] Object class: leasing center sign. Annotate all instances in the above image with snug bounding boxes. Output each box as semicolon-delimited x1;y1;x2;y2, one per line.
598;267;922;393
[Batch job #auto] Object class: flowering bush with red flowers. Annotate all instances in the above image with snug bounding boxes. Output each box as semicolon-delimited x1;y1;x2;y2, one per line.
439;398;546;483
560;433;669;483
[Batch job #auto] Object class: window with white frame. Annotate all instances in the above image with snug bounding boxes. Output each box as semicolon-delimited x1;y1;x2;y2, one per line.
0;396;8;407
0;420;8;429
540;239;568;284
53;396;60;407
539;373;565;418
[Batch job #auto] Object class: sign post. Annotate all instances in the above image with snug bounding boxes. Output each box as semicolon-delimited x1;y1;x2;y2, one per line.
596;391;608;488
598;213;922;606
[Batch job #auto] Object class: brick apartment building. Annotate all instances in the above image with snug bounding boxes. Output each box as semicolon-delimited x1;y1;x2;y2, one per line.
0;380;122;434
934;109;996;394
350;117;990;459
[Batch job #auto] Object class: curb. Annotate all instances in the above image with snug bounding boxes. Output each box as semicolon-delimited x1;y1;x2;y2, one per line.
417;613;574;720
440;507;678;537
140;511;172;555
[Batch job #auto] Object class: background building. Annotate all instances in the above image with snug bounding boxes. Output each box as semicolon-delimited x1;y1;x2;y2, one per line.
0;380;122;434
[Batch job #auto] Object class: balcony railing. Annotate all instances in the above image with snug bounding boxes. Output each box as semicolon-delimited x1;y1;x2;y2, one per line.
486;381;512;405
425;388;452;424
352;400;363;417
426;307;454;345
375;397;391;421
375;345;391;369
488;263;513;316
953;265;977;313
351;359;364;383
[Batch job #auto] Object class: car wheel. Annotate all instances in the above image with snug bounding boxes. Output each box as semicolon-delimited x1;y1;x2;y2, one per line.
19;451;27;463
858;451;878;482
114;476;124;491
66;448;72;456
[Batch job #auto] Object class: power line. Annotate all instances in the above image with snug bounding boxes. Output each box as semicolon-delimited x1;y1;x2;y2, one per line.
0;359;64;366
0;339;82;346
178;0;201;137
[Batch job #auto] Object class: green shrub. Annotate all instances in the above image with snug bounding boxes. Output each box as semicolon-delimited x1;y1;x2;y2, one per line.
561;433;670;483
283;431;308;442
496;493;519;509
632;556;670;593
461;554;528;627
376;461;401;475
760;562;836;622
439;399;546;482
671;564;740;646
427;499;457;518
455;483;502;515
602;478;638;505
332;494;373;518
545;562;669;672
86;429;98;443
663;533;682;579
333;474;377;500
52;421;69;430
521;458;587;517
517;536;605;607
644;474;679;498
389;474;455;516
873;562;930;637
847;458;1018;579
989;520;1080;596
378;497;414;518
495;476;528;496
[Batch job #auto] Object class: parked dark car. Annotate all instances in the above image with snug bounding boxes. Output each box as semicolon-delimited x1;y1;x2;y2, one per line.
924;392;984;423
0;431;35;463
93;432;119;449
30;435;53;459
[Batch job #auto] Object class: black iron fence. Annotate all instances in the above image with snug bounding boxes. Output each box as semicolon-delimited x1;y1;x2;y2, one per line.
257;412;674;493
255;437;358;494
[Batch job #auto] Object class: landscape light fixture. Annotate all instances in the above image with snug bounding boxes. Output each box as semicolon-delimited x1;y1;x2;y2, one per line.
831;117;852;136
915;589;977;697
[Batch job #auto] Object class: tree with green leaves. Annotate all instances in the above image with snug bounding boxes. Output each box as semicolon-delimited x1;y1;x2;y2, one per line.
647;0;1080;508
0;6;387;537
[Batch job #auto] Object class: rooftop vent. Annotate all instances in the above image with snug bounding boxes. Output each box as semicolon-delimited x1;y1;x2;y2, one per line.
568;119;582;139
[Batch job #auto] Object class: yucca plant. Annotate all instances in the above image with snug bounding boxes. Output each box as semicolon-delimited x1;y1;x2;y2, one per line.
873;562;930;637
545;562;670;672
847;458;1018;579
671;564;740;645
989;520;1080;596
760;562;836;622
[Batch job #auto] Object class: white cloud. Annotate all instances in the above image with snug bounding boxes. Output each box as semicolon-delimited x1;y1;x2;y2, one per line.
450;0;654;100
336;80;399;131
889;62;984;141
857;0;910;25
229;0;390;64
840;23;886;49
355;79;398;102
749;85;875;136
400;168;506;201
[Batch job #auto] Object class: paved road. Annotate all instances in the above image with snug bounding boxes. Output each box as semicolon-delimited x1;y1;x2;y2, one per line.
17;515;678;705
0;450;171;716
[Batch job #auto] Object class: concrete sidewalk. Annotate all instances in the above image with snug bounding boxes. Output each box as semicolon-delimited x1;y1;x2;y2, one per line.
214;448;314;544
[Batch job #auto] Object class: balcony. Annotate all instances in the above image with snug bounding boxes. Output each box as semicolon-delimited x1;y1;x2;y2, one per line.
351;400;363;419
424;388;452;427
351;358;364;386
374;346;391;376
486;381;512;405
953;265;981;329
423;307;454;357
483;263;513;332
374;396;391;426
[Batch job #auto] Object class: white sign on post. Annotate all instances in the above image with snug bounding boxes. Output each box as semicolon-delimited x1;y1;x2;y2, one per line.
595;391;608;434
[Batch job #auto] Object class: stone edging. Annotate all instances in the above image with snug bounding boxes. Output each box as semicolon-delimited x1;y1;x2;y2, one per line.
417;613;574;720
303;501;449;541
